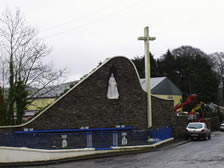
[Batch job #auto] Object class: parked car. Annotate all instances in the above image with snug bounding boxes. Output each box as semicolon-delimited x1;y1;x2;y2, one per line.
220;121;224;131
185;122;211;140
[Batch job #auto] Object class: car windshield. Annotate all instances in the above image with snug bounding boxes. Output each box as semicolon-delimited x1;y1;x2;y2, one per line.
188;114;198;120
187;123;203;129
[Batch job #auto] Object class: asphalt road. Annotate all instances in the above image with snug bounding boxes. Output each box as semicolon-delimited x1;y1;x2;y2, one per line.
27;132;224;168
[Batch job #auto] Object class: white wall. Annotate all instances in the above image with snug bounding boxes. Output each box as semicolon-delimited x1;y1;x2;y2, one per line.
0;147;95;163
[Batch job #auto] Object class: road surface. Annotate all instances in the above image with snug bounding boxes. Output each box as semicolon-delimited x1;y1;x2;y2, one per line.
26;132;224;168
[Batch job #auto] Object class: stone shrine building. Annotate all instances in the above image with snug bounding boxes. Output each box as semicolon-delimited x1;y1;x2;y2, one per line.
0;56;174;133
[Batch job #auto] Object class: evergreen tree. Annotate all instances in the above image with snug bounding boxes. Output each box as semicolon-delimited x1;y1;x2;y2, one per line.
132;56;145;78
0;87;6;125
132;53;161;78
158;50;178;82
159;46;219;102
7;54;15;125
15;81;28;124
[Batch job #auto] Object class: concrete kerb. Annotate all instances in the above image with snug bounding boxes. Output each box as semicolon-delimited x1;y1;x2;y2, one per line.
112;138;174;150
0;138;175;167
154;139;191;151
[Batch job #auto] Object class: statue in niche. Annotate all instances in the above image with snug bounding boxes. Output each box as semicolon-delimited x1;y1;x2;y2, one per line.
107;73;119;99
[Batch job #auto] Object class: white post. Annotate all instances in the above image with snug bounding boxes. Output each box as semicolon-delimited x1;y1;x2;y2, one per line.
138;27;156;128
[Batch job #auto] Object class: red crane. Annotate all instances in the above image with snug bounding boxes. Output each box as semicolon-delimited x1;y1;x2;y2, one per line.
174;94;206;122
174;94;198;112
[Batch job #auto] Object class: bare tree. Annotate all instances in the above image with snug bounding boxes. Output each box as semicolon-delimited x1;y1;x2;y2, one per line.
0;9;66;124
210;52;224;77
210;52;224;106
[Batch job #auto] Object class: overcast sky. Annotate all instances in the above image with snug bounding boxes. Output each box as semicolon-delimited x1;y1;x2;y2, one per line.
1;0;224;81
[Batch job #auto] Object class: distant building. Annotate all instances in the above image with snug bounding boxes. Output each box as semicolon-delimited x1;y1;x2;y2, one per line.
24;98;56;121
140;77;182;107
24;81;77;120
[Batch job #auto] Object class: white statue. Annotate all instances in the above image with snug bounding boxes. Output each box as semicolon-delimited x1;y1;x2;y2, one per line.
61;135;68;148
107;73;119;99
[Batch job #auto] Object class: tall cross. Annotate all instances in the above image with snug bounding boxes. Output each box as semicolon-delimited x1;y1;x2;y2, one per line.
138;26;156;128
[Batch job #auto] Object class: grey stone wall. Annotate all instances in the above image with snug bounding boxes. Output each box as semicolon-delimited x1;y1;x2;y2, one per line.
0;57;176;134
209;116;220;131
1;57;148;132
173;116;188;138
25;57;149;130
151;96;175;128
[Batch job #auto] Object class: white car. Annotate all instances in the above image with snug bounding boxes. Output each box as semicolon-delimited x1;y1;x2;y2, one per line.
185;122;211;140
220;121;224;131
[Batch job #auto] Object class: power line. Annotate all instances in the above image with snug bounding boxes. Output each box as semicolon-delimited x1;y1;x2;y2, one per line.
41;2;117;33
40;0;146;40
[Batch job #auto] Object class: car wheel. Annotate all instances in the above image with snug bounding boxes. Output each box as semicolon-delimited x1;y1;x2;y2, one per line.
208;135;211;140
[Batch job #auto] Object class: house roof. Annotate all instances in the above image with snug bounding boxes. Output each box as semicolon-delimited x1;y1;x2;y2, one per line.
140;77;166;90
140;77;182;95
28;81;78;99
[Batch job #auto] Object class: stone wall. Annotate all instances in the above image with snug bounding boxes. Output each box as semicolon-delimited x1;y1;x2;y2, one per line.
24;57;149;130
0;56;176;134
0;57;148;132
209;116;220;131
151;96;175;128
173;116;188;138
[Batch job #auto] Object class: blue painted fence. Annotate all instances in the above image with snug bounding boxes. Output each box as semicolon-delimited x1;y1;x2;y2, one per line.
0;127;172;150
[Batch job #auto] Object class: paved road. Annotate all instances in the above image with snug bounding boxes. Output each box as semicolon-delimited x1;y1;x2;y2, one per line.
27;132;224;168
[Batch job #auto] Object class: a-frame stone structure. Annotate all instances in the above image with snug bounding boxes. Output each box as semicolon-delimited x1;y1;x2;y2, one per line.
0;56;174;133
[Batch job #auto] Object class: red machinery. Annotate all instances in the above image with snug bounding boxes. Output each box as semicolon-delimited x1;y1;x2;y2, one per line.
174;94;205;122
174;94;198;112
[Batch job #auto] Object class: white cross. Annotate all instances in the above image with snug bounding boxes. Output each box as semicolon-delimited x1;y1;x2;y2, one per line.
138;26;156;128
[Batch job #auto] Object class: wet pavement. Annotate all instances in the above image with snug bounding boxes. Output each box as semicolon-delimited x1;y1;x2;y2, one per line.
25;132;224;168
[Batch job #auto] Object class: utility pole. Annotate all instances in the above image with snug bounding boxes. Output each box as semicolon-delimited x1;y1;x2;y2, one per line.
138;26;156;128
